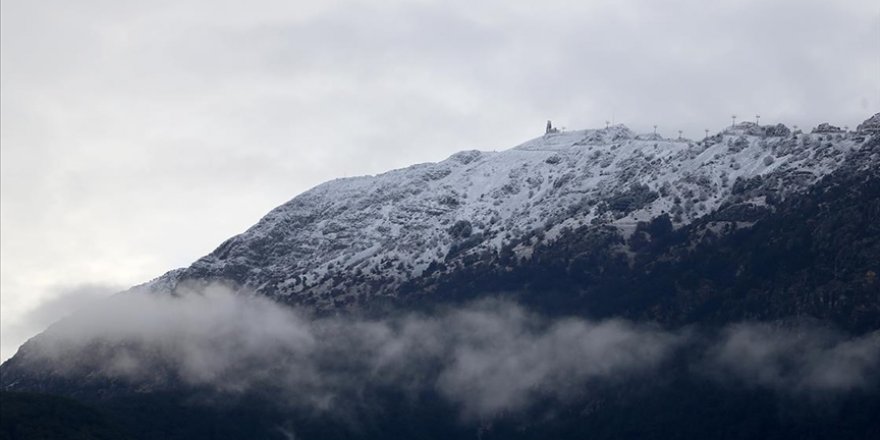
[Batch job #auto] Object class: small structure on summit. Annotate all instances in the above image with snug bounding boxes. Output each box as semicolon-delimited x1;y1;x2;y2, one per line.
545;120;559;135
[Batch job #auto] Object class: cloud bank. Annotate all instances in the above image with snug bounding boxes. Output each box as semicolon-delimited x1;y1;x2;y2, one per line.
705;322;880;393
9;285;878;419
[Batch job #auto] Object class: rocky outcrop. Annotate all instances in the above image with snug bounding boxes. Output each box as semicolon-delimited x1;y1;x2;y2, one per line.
857;112;880;134
812;122;843;133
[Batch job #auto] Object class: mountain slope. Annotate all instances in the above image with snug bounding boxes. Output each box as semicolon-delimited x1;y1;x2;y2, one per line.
149;120;873;310
0;392;133;440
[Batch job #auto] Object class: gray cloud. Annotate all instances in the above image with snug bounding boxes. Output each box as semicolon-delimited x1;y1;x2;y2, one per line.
19;286;681;417
0;284;118;364
433;306;678;417
704;323;880;393
16;284;118;330
11;285;879;420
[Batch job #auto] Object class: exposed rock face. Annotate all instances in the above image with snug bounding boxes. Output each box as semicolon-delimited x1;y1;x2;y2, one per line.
764;123;791;137
857;112;880;133
812;122;843;133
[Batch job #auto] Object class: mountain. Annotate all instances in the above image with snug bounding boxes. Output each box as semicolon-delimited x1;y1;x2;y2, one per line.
2;114;879;440
148;120;872;310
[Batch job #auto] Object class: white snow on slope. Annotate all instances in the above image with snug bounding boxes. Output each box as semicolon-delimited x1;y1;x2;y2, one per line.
149;123;868;306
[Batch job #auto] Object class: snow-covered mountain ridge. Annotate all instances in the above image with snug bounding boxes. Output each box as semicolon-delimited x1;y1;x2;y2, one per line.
149;116;880;307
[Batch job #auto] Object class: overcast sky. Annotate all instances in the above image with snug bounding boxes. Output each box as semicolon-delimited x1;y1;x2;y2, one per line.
1;0;878;361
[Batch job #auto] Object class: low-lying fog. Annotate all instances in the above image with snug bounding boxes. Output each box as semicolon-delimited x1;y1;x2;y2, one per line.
10;284;879;419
